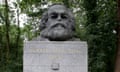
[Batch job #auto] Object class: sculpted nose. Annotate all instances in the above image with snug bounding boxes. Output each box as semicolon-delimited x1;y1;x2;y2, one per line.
57;15;62;21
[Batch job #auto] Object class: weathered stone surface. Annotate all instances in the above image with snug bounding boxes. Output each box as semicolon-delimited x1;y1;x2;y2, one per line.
24;41;88;72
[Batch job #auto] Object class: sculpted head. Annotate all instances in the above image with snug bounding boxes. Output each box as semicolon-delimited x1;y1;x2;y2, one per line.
40;4;76;41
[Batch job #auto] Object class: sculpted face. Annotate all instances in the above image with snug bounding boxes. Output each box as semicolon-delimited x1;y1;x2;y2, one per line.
40;4;75;41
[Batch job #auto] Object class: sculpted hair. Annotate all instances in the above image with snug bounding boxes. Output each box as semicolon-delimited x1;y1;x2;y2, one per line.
40;4;76;31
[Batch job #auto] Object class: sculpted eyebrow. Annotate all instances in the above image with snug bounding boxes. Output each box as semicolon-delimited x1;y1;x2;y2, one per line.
50;12;58;15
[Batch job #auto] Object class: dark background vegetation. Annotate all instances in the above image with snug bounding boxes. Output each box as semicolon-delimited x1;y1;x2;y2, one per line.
0;0;118;72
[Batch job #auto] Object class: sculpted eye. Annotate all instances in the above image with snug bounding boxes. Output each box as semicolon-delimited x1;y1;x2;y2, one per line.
51;13;58;19
61;14;68;19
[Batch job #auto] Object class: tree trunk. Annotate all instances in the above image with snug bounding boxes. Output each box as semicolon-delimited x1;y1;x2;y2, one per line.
115;0;120;72
5;0;10;62
16;8;20;53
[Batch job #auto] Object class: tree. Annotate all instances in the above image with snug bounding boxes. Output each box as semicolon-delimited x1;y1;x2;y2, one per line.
83;0;117;72
5;0;10;63
114;0;120;72
0;0;117;72
0;0;23;72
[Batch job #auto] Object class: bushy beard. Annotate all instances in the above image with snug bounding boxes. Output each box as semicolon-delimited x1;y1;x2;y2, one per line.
40;23;74;41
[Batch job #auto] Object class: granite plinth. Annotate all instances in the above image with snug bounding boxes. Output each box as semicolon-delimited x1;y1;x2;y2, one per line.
24;41;88;72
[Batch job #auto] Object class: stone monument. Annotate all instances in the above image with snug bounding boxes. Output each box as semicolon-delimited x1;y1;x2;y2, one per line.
24;4;88;72
32;4;79;41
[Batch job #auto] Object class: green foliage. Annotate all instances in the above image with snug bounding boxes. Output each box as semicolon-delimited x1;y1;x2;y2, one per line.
0;24;23;72
0;0;117;72
83;0;117;72
0;2;22;72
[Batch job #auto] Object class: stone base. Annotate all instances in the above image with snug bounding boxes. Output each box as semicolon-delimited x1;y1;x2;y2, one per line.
24;41;88;72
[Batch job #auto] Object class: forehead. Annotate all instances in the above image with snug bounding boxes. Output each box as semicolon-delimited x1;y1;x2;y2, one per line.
48;5;68;14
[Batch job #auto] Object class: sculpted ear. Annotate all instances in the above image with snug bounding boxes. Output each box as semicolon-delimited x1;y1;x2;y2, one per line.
40;11;48;31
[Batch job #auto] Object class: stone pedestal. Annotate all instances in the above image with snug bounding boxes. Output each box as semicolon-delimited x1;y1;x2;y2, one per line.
24;41;88;72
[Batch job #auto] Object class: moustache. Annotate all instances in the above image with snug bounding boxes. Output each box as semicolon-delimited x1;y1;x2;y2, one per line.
50;23;67;29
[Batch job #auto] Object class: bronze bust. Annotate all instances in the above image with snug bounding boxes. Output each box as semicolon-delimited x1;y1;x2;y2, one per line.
33;4;79;41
